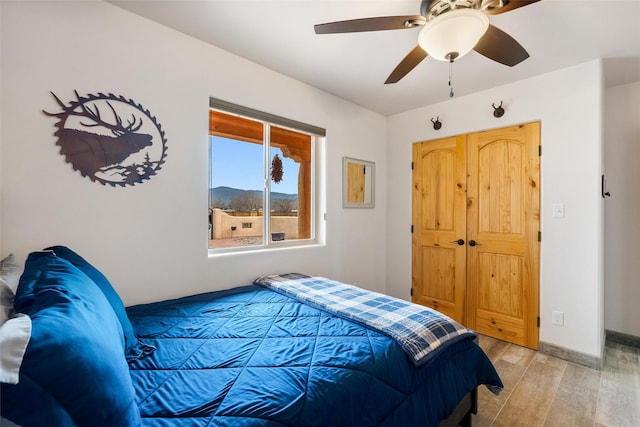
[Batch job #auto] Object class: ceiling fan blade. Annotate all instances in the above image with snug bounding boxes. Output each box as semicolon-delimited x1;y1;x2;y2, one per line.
385;45;428;84
484;0;540;15
314;15;425;34
473;24;529;66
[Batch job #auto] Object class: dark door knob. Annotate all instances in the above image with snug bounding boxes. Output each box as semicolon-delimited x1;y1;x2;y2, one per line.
468;240;477;247
450;239;465;246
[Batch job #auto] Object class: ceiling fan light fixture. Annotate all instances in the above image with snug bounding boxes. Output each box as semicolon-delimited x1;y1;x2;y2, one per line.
418;8;490;62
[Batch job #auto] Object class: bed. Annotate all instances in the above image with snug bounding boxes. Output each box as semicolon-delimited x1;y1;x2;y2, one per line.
1;247;502;426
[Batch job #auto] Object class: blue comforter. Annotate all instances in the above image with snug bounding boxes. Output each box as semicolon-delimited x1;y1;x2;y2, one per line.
126;285;502;427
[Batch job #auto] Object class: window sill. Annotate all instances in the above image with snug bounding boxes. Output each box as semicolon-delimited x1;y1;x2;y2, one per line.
207;240;323;258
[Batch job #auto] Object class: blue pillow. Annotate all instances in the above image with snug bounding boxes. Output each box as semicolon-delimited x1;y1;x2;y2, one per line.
1;251;141;426
45;245;154;362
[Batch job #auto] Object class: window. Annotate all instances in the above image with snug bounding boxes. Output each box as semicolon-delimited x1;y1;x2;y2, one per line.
208;98;324;252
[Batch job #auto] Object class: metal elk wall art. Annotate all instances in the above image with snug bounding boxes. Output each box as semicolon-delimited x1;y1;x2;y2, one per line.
43;91;168;187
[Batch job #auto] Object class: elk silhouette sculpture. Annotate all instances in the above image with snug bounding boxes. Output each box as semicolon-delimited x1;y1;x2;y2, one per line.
44;91;166;186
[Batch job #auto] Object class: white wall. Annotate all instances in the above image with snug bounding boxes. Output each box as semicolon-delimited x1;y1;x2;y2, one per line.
386;61;605;358
604;81;640;337
1;1;618;360
0;1;387;304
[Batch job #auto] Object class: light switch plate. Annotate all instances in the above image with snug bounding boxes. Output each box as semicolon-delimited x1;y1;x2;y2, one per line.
552;203;565;218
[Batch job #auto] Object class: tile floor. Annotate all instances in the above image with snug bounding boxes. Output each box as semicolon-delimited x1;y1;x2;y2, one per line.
473;335;640;427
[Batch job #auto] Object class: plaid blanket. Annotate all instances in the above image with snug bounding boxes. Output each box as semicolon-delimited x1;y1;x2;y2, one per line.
254;273;476;366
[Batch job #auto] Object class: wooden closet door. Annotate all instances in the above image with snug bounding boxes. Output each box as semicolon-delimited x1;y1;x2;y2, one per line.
412;136;467;323
466;122;540;349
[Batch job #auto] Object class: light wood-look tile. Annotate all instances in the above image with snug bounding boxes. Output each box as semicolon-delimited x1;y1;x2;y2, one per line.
473;335;640;427
492;357;566;426
595;342;640;427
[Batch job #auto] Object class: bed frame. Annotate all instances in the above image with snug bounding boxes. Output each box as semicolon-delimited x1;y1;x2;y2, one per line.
439;388;477;427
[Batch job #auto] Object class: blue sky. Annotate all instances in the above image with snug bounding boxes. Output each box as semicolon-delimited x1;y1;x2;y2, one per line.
210;136;299;194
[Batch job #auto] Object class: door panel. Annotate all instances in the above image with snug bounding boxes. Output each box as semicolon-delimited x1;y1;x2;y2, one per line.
467;123;540;349
421;150;456;231
477;253;524;318
477;140;524;234
419;247;457;316
474;252;526;344
412;136;467;323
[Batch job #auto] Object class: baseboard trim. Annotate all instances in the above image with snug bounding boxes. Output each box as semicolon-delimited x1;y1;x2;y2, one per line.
538;341;602;370
606;329;640;348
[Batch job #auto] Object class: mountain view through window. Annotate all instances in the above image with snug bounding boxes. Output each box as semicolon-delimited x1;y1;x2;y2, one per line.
209;109;315;251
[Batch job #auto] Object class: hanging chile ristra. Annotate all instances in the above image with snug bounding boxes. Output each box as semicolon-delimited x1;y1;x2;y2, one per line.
271;153;283;184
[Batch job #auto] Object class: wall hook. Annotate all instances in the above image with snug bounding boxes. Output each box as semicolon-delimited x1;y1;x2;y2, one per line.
602;174;611;198
492;101;505;118
431;116;442;130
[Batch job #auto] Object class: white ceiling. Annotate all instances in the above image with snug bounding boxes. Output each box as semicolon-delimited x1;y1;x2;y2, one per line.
107;0;640;116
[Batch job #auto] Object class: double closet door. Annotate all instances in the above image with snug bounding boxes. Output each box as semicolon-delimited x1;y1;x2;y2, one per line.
412;122;540;349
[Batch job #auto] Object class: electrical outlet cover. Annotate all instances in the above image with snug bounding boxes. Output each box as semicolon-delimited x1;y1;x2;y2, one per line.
552;310;564;326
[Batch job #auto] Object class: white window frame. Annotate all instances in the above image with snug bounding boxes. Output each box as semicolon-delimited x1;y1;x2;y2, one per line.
208;98;325;255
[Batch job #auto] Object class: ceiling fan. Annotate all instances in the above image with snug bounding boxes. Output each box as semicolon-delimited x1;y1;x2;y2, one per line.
314;0;540;84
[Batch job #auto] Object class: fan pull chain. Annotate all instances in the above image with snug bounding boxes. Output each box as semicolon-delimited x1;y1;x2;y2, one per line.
448;59;454;98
